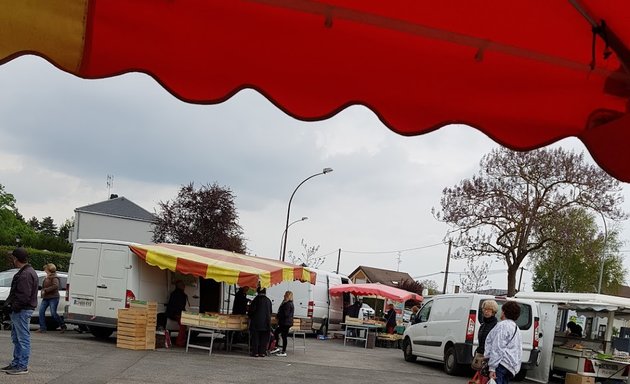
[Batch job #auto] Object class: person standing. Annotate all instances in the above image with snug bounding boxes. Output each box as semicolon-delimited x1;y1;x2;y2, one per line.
166;280;188;347
484;300;522;384
232;286;250;315
2;248;38;375
248;287;272;357
271;291;294;357
384;303;397;334
37;263;66;333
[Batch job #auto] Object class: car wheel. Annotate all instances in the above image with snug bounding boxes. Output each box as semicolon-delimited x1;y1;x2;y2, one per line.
402;337;417;362
513;369;527;381
89;325;114;339
444;345;462;375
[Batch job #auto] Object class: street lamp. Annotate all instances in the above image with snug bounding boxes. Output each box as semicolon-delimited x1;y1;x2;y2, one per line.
597;212;608;294
279;217;308;260
281;168;333;262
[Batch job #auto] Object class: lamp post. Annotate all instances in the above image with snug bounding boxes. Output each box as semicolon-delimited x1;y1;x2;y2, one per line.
281;168;333;262
279;217;308;260
597;212;608;294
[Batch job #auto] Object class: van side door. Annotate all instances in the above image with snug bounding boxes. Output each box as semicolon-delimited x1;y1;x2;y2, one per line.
409;300;433;357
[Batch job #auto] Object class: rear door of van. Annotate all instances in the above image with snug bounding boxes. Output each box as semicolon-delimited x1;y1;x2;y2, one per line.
68;241;101;319
490;298;539;367
94;243;131;320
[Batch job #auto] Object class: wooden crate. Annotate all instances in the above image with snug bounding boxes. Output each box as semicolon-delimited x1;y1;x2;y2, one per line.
116;306;156;350
199;314;220;328
299;317;313;331
181;311;200;326
225;315;248;330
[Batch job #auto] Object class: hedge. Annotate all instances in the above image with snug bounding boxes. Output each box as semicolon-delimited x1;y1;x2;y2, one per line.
0;245;71;272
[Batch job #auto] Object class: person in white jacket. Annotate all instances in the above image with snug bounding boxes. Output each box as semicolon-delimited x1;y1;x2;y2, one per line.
484;300;522;384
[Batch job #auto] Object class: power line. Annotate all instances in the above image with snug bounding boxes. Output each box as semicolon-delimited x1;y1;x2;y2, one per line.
341;241;446;255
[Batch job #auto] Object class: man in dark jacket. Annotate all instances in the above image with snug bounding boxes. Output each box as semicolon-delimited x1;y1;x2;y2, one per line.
2;248;38;375
232;286;249;315
166;280;188;347
248;287;272;357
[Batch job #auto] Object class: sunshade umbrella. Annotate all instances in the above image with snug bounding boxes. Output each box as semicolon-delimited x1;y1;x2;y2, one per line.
329;282;422;303
129;243;316;289
2;1;629;181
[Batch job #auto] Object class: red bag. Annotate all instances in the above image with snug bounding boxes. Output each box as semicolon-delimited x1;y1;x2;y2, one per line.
468;371;489;384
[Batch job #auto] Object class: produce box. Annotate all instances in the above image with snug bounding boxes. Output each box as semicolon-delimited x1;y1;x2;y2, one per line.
199;313;220;328
564;373;595;384
181;311;200;326
226;315;248;330
345;316;362;325
116;308;155;350
299;317;313;331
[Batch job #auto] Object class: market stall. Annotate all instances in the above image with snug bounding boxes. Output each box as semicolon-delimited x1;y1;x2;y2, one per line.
515;292;630;383
329;283;422;348
129;243;317;354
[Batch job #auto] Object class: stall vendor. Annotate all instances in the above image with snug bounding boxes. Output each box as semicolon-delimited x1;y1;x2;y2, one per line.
233;286;250;315
166;280;189;347
566;321;583;338
385;304;397;334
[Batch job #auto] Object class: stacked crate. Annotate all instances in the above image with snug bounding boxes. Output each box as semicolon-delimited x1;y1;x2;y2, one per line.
181;311;200;326
116;300;157;350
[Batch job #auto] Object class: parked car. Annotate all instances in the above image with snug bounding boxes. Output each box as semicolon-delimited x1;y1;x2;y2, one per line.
359;303;375;319
0;268;68;329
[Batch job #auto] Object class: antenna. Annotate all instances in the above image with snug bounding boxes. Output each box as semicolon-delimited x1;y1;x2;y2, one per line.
107;174;114;198
396;251;402;272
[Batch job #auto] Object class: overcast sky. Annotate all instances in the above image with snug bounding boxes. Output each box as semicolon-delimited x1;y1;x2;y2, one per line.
1;55;629;292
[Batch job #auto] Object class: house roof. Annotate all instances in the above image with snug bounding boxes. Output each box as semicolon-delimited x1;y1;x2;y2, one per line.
75;196;156;222
348;265;414;288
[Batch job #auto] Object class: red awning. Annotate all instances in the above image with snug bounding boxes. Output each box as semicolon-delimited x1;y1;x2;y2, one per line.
1;1;629;181
329;283;422;303
129;243;316;289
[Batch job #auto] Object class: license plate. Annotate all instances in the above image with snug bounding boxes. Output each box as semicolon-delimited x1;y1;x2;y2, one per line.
73;298;93;307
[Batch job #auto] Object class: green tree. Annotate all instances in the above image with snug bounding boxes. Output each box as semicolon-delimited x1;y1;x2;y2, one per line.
39;216;58;237
0;183;36;246
58;219;73;241
153;182;246;252
288;239;324;268
435;148;627;296
531;207;626;293
27;216;40;231
418;279;440;295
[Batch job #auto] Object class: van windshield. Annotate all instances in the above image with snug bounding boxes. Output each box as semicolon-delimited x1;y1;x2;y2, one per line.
478;300;532;330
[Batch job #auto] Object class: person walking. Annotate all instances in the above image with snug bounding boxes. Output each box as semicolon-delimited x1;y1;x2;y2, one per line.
484;300;522;384
248;287;272;357
37;263;66;333
270;291;294;357
2;248;39;375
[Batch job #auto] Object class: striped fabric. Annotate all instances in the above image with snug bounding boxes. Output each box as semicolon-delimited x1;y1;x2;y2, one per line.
129;243;316;288
329;283;422;303
1;2;630;181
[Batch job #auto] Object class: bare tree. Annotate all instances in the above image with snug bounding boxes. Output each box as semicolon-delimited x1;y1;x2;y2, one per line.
289;239;324;268
459;256;491;293
435;148;626;296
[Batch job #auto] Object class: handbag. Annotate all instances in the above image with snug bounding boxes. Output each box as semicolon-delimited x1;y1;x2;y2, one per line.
471;352;485;370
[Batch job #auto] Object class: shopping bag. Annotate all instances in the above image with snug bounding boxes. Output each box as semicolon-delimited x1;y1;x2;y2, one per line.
471;352;485;370
487;379;496;384
467;371;489;384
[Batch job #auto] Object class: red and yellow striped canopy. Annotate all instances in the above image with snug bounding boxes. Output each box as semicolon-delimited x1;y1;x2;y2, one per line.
129;243;316;288
2;1;630;181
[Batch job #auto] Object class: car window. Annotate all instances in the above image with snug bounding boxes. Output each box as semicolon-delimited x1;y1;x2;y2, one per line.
417;300;433;323
0;270;17;287
477;299;532;330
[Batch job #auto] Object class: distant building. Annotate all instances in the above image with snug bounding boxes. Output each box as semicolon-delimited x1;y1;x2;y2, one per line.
348;265;414;288
69;195;156;244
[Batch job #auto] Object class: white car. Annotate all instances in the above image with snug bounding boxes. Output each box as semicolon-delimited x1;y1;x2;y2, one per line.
359;303;375;319
0;268;68;329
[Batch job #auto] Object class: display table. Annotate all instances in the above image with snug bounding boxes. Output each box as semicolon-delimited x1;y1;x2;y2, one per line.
185;326;249;355
341;322;383;348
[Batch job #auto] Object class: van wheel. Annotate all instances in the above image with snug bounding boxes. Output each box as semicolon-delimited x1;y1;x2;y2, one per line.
444;345;461;375
89;326;114;339
513;369;527;381
402;338;417;362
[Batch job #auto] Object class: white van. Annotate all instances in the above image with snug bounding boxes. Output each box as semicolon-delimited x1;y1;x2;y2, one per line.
402;293;541;380
266;268;350;334
65;239;178;338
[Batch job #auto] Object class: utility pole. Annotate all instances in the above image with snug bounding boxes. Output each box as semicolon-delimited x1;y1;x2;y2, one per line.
442;240;452;294
336;248;341;274
517;266;524;292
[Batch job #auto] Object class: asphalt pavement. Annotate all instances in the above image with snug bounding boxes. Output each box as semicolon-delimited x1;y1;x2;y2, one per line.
0;326;491;384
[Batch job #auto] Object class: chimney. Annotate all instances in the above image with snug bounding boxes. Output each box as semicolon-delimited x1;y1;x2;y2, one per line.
109;194;119;199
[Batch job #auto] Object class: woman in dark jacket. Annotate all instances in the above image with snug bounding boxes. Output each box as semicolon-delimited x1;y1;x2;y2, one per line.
476;300;499;357
248;287;273;357
271;291;294;357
